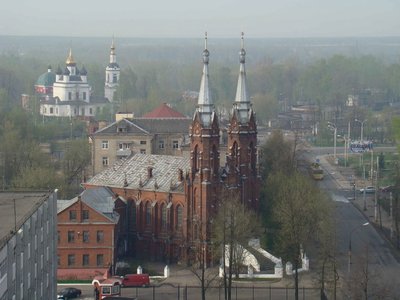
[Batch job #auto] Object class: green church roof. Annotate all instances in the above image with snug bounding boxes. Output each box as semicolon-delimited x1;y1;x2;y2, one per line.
36;69;56;87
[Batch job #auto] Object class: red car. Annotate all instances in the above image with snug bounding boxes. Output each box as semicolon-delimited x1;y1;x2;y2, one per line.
120;274;150;287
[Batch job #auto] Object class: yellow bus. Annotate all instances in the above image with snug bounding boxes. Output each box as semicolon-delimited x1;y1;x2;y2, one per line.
309;162;324;180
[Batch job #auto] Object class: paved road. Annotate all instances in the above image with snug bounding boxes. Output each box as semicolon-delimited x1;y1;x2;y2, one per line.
305;148;400;298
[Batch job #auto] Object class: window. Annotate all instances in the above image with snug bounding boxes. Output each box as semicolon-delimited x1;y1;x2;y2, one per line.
57;231;60;243
57;255;60;266
76;92;79;100
161;204;167;229
69;210;77;221
176;205;183;229
49;107;53;114
68;254;75;266
140;149;146;154
140;141;147;145
83;92;86;100
159;140;165;149
68;92;72;100
83;231;89;243
97;231;104;243
89;108;93;114
83;254;89;266
113;74;118;83
81;108;84;115
173;140;179;149
145;202;151;225
96;254;104;266
82;210;89;221
68;231;75;243
102;157;109;166
102;141;109;149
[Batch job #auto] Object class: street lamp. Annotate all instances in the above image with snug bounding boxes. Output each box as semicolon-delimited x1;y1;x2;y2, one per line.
327;122;337;161
348;222;369;274
355;119;367;142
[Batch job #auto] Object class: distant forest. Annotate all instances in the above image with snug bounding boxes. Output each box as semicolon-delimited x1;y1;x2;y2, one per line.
1;36;400;122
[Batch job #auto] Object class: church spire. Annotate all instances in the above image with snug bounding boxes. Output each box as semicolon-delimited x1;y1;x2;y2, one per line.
110;37;116;64
196;32;214;126
66;48;75;65
233;32;251;122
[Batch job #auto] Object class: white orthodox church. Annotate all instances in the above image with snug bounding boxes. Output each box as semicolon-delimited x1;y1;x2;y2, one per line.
36;40;120;118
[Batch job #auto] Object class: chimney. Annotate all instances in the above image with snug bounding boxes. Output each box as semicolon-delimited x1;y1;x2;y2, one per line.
147;167;153;179
178;169;183;182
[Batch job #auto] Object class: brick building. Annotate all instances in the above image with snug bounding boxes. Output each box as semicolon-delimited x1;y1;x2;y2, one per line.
84;34;260;264
57;187;126;279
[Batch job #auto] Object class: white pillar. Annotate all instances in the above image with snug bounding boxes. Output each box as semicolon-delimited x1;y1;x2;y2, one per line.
286;262;293;275
248;265;254;278
164;265;170;278
219;265;224;278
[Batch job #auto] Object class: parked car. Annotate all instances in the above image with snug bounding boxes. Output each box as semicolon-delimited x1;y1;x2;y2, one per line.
359;186;375;194
57;296;65;300
120;274;150;287
57;287;82;299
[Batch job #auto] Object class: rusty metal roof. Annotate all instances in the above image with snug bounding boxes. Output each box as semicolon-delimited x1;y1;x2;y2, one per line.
87;153;190;193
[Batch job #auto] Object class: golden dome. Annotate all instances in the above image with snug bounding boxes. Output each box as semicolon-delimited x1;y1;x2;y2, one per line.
66;48;75;65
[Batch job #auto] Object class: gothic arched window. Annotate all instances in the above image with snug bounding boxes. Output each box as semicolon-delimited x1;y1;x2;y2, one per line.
145;202;151;225
176;205;183;229
212;144;219;175
249;142;256;172
161;203;167;230
193;145;199;172
232;141;239;168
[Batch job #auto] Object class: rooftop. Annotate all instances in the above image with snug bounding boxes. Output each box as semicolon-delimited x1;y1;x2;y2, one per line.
87;153;190;193
58;187;119;223
142;103;188;119
0;191;52;249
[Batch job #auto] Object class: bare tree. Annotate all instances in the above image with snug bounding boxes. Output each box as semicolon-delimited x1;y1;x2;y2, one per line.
212;188;262;300
345;244;394;300
188;220;218;300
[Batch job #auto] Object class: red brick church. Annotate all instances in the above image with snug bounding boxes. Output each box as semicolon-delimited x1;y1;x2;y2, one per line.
84;34;260;263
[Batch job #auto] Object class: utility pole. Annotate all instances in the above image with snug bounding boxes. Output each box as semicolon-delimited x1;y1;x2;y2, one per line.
374;156;378;223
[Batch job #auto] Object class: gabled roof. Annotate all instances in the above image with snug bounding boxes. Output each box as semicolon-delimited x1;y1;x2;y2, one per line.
142;103;188;119
87;153;190;193
93;117;191;136
133;118;191;134
93;118;150;136
57;187;120;223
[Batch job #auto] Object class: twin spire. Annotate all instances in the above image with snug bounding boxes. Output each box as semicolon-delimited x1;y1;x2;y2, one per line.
196;32;251;126
196;32;213;126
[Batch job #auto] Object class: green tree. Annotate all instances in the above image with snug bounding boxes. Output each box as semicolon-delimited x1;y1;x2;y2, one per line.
268;172;329;300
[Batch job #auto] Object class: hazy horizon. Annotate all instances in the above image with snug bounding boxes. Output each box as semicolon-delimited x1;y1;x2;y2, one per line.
1;0;399;39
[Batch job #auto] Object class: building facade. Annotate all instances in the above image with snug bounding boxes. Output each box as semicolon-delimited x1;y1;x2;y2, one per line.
90;103;191;175
0;191;58;300
85;35;260;263
57;187;126;280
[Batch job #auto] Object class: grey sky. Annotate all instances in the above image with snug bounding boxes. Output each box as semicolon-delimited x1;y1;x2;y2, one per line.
1;0;399;38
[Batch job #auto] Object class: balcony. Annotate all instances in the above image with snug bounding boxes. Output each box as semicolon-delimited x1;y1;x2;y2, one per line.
116;149;132;157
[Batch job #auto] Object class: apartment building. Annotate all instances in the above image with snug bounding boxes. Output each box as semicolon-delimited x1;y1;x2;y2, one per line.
0;191;58;300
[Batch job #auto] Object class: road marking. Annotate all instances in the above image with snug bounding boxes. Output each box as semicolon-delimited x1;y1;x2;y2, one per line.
330;193;349;203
